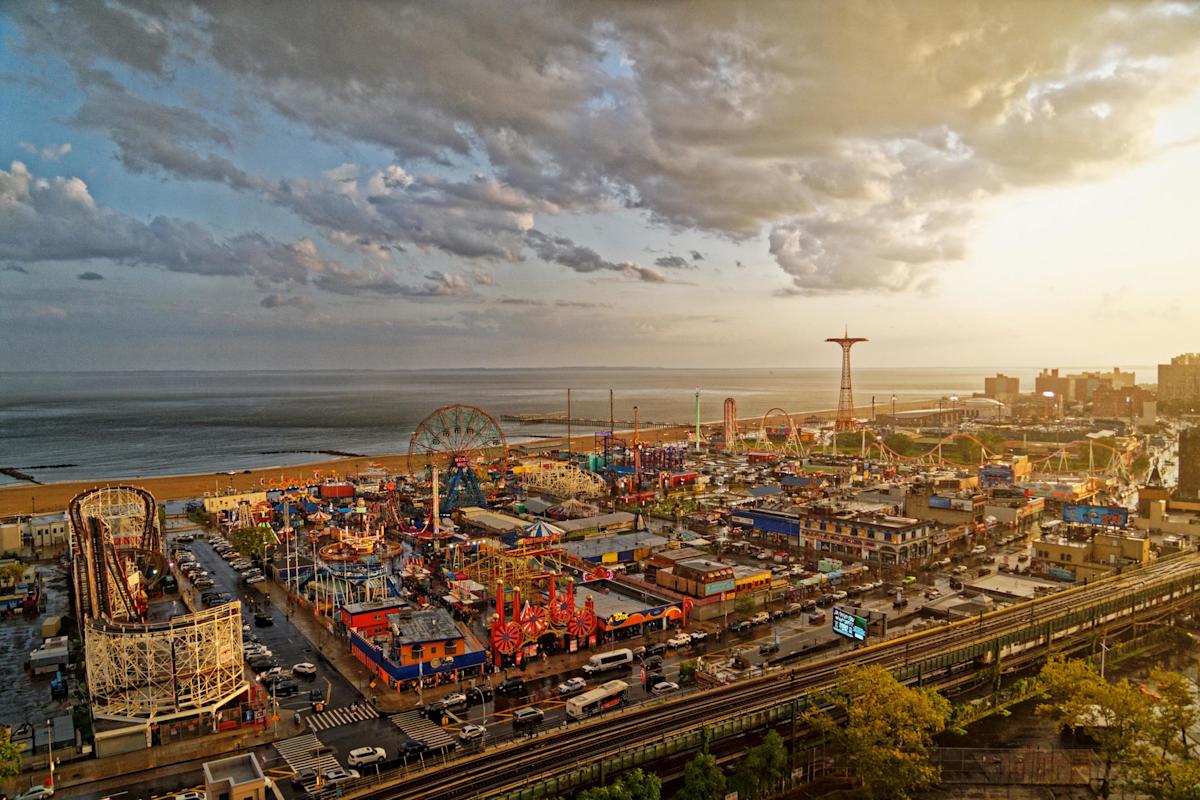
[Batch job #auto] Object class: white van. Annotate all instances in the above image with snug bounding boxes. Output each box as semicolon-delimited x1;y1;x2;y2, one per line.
582;648;634;675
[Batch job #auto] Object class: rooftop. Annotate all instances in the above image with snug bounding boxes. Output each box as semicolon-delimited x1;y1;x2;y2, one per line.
391;607;462;643
554;511;637;533
203;753;264;787
560;532;669;559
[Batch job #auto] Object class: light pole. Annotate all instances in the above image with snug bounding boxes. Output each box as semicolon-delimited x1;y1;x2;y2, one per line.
891;395;896;418
46;718;54;790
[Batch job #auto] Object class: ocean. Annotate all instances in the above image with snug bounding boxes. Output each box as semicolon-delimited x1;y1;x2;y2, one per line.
0;367;1152;485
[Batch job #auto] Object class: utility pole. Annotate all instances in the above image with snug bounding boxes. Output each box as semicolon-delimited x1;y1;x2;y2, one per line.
694;389;701;451
567;388;572;458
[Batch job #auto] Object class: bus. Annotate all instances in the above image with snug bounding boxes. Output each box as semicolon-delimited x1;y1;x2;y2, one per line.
581;647;633;675
565;680;629;720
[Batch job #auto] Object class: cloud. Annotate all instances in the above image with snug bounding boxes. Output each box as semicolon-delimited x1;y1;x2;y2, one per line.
259;293;309;309
10;1;1200;295
525;229;666;283
18;142;72;161
0;160;437;301
690;250;704;261
29;304;67;320
470;268;494;286
3;263;29;274
77;271;105;280
653;255;694;270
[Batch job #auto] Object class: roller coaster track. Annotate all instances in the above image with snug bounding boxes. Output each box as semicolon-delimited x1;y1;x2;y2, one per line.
68;484;161;621
864;431;1132;476
345;552;1200;800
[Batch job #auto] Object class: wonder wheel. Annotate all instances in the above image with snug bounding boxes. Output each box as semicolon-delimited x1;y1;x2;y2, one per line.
408;404;508;511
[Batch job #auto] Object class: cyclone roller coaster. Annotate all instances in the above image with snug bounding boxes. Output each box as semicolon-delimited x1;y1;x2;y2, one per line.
69;486;245;724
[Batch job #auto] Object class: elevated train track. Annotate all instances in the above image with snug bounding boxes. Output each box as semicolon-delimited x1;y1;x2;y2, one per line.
344;552;1200;800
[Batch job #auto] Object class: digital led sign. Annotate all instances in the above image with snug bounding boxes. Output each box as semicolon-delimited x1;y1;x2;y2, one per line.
832;607;868;642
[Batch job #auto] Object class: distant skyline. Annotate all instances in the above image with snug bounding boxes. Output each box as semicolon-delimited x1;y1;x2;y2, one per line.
2;2;1200;371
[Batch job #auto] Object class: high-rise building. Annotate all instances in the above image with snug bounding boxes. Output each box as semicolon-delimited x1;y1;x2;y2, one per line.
1035;368;1075;402
1159;354;1200;409
983;373;1020;402
1179;428;1200;501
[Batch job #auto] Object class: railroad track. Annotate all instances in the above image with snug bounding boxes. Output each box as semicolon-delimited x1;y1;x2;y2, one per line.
348;551;1200;800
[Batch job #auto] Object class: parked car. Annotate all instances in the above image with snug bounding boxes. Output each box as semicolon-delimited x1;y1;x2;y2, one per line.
16;788;55;800
651;681;679;695
291;769;317;788
642;655;663;670
399;740;429;757
347;746;386;767
496;677;526;695
971;545;987;555
830;591;848;602
274;680;299;697
750;611;770;625
667;633;691;648
948;578;963;590
731;620;752;633
459;723;487;741
799;600;817;613
643;643;667;657
816;594;835;607
292;662;317;677
808;610;827;624
557;677;586;694
689;630;709;643
924;588;942;600
322;767;359;784
254;612;274;627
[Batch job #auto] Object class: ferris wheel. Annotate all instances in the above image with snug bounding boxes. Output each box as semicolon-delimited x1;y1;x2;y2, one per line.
408;404;508;510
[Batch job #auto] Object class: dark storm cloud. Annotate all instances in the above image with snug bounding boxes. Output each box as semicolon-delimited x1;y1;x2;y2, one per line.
77;271;104;280
3;263;29;274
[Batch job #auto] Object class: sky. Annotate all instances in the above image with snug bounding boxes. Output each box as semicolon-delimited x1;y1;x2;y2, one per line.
2;1;1200;371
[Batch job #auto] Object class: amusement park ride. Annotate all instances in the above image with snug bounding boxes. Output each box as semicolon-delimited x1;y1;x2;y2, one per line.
408;404;508;511
489;577;597;666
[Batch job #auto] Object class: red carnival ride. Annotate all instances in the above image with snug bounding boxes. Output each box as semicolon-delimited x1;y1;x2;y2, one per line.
489;577;596;667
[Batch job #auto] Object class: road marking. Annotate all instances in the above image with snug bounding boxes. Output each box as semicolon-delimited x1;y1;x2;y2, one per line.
275;733;339;778
305;702;377;732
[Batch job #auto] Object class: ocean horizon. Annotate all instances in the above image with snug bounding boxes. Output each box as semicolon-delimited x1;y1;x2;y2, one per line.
0;366;1154;486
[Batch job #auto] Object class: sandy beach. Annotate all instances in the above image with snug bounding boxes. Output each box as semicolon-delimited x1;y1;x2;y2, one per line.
0;397;937;517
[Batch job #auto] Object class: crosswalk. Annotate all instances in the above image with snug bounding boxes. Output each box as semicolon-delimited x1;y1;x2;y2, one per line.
389;710;459;750
305;702;378;732
275;733;339;777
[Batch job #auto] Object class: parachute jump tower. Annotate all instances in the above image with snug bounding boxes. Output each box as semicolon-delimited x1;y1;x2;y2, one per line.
826;327;868;432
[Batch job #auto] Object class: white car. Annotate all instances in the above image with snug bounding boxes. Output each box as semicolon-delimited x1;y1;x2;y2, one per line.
651;681;679;695
15;789;54;800
439;692;467;708
246;574;266;584
459;723;487;741
292;662;317;677
347;746;386;767
173;793;205;800
323;768;359;784
971;545;987;555
667;633;692;648
557;677;586;694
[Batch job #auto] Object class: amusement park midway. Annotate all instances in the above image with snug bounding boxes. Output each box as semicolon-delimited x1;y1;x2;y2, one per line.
0;396;937;518
0;362;1190;800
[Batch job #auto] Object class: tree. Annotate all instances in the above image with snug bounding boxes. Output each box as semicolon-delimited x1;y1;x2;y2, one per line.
0;727;22;780
675;751;725;800
1036;658;1152;798
678;660;697;687
882;432;915;456
576;768;661;800
729;730;788;800
0;561;27;587
229;526;269;559
734;594;756;618
804;664;950;800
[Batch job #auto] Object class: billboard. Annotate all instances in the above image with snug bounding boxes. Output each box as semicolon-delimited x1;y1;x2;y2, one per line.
928;495;952;509
1062;504;1128;527
832;607;868;642
979;465;1015;487
949;497;975;512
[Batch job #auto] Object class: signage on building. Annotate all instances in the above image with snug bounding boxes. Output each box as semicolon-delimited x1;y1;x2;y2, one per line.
1062;504;1128;527
980;465;1014;487
928;496;952;509
832;607;868;642
731;516;754;525
949;498;975;512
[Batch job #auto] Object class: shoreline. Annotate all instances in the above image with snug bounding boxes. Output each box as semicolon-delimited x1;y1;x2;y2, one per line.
0;397;938;517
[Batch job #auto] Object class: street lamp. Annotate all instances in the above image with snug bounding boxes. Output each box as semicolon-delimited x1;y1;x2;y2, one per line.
891;395;896;418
